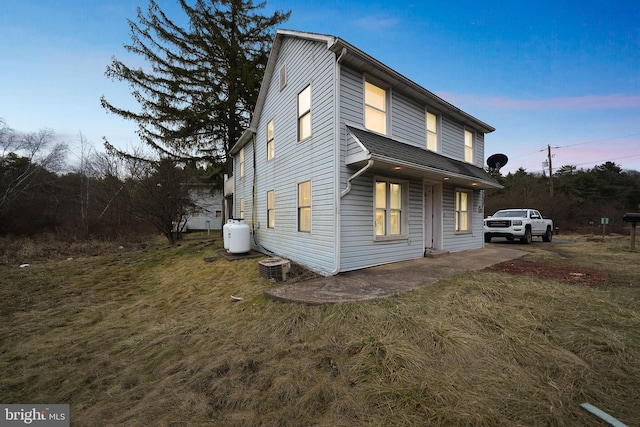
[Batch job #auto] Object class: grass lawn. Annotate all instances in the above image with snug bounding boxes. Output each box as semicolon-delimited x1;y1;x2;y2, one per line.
1;234;639;426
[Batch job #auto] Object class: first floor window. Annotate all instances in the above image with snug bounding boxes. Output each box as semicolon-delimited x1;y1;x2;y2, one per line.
455;190;471;232
239;198;245;220
267;190;275;228
298;181;311;232
375;179;405;238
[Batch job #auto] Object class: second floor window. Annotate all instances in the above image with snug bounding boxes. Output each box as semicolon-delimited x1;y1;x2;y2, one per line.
298;85;311;141
239;147;245;177
267;119;275;160
365;81;387;134
426;111;438;151
464;129;474;163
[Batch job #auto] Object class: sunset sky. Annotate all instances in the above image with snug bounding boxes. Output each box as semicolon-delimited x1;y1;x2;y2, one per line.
1;0;638;174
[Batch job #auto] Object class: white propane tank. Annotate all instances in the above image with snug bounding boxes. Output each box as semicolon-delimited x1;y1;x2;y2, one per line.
227;219;250;254
223;219;233;249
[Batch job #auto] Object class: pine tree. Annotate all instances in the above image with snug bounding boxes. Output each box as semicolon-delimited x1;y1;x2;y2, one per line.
100;0;290;175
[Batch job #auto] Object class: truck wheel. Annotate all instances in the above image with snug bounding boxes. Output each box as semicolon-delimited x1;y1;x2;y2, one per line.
485;235;491;243
542;227;552;242
520;228;532;244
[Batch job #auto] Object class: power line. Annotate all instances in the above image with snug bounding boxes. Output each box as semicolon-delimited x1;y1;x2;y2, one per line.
511;132;640;159
549;153;640;171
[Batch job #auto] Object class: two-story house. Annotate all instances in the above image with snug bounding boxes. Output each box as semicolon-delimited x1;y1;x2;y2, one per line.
227;29;501;276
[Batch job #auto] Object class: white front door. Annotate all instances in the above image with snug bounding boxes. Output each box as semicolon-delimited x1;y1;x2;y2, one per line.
424;183;443;251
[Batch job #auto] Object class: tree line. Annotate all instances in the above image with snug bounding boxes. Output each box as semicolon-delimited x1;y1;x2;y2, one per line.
2;0;289;243
486;162;640;234
0;120;209;243
3;0;638;242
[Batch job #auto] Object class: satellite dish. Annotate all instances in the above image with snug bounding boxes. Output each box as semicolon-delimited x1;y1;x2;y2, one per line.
487;153;509;170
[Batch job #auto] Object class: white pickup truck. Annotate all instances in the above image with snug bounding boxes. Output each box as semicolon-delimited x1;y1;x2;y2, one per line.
484;209;553;244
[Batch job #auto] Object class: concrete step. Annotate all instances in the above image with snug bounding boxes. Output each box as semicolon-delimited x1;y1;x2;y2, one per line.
424;249;450;258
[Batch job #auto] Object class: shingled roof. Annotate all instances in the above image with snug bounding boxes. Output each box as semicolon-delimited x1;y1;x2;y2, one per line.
347;126;502;189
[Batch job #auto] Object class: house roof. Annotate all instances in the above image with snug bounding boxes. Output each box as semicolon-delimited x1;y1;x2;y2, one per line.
230;29;495;155
347;126;502;190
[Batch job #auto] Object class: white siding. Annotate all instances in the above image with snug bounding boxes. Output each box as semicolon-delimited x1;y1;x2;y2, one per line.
248;37;337;275
185;189;223;230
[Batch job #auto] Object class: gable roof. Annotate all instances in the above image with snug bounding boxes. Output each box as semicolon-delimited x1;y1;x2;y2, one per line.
347;126;502;189
230;29;494;155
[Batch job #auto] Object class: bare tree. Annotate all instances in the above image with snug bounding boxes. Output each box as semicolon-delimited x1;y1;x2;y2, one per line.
0;119;67;213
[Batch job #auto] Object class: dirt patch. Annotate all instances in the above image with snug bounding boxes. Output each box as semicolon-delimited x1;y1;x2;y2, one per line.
486;259;609;286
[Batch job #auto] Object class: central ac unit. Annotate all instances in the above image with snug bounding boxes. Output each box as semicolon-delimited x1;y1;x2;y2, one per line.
258;257;291;281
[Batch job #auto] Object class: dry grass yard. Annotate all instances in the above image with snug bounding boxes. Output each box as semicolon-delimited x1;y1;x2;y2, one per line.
1;234;639;426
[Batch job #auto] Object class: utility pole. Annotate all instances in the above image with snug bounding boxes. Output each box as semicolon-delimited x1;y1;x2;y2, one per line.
547;144;554;197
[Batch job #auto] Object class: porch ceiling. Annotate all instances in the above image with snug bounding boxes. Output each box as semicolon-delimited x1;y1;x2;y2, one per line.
346;126;503;190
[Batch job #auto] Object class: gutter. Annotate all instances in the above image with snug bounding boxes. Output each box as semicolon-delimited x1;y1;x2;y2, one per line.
340;158;374;198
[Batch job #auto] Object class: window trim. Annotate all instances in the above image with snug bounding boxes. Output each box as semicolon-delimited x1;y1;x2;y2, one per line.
297;85;311;142
464;128;474;164
279;65;287;91
364;78;389;135
239;147;245;178
454;188;472;234
297;180;311;232
267;119;275;160
426;110;439;152
267;190;275;229
373;176;409;241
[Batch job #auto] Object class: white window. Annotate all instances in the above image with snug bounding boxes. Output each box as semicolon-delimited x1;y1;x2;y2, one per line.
375;178;407;239
426;111;438;152
267;119;275;160
267;190;275;228
279;65;287;91
298;181;311;232
455;189;471;232
464;129;474;163
298;85;311;141
239;198;245;220
365;81;387;134
239;147;245;177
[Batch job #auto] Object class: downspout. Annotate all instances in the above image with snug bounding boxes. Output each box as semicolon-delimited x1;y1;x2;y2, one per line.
249;129;274;255
340;158;374;198
330;46;348;275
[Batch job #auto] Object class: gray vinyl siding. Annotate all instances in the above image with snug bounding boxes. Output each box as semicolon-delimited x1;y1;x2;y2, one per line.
441;185;484;252
390;90;425;147
248;37;337;275
339;173;424;271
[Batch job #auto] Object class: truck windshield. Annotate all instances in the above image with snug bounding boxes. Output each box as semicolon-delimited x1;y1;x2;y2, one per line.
492;210;527;218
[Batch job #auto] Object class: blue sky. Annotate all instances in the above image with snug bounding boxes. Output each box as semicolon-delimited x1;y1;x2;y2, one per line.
1;0;638;174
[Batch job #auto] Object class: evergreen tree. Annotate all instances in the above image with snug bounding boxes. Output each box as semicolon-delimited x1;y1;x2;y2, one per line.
100;0;290;177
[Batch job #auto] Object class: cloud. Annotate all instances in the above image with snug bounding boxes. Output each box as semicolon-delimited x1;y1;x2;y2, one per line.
353;15;399;31
437;93;640;111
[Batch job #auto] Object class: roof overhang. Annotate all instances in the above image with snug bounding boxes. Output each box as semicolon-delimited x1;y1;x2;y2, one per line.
347;126;502;190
